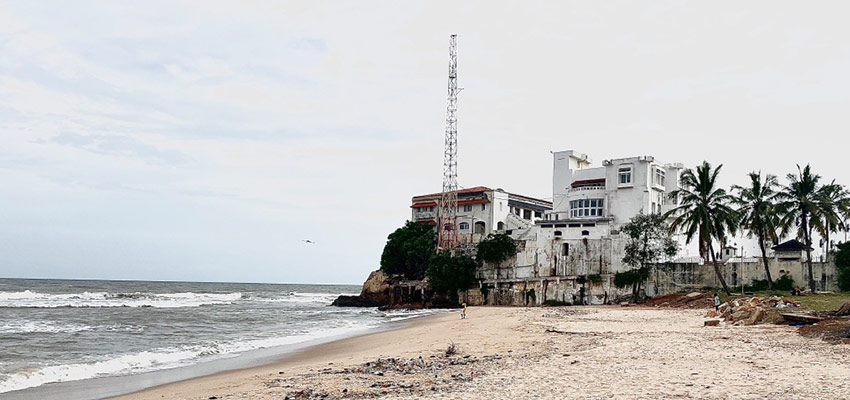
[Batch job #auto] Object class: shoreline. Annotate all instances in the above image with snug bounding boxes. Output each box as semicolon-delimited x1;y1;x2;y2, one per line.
7;306;850;399
107;312;443;400
1;311;443;400
111;306;850;399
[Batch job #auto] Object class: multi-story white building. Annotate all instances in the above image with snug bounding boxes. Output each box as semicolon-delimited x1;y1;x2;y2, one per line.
410;186;551;244
544;150;684;239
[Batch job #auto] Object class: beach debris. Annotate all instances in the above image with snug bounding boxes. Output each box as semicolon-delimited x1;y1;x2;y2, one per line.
704;319;720;327
836;301;850;316
445;342;458;356
710;296;801;326
645;292;714;309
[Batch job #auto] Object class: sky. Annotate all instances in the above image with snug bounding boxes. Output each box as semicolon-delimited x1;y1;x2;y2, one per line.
1;1;849;284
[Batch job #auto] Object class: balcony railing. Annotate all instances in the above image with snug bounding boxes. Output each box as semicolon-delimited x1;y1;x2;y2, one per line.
569;185;605;192
414;211;435;219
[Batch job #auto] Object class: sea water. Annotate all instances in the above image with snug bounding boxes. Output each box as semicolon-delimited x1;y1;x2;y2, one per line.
0;278;437;395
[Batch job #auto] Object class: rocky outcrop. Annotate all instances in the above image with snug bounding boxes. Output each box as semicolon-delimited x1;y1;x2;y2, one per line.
332;269;456;309
332;269;391;307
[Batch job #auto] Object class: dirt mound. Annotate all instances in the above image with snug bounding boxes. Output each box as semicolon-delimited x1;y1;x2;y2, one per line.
644;292;714;309
798;319;850;343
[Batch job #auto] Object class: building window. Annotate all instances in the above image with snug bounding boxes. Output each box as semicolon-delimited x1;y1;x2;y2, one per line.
534;211;542;218
570;199;604;218
562;243;569;256
654;168;665;187
462;204;472;212
474;221;486;234
618;166;632;185
459;222;469;230
523;209;532;220
482;203;486;211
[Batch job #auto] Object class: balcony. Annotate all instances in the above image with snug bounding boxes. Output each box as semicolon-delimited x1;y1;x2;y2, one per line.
568;185;605;193
414;211;435;220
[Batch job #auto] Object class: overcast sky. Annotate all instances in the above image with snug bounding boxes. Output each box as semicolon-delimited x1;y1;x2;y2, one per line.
1;1;849;284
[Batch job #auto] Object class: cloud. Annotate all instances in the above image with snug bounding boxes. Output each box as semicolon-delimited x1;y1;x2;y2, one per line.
46;132;190;165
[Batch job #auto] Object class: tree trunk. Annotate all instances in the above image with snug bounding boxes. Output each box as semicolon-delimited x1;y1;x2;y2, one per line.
708;241;732;295
802;212;816;292
758;236;773;290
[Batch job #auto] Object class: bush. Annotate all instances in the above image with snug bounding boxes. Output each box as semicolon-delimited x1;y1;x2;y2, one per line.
587;274;603;284
426;251;477;300
380;221;436;279
476;234;516;265
774;274;795;291
836;242;850;291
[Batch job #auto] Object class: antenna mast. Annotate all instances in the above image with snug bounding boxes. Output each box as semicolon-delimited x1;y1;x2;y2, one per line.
437;34;459;250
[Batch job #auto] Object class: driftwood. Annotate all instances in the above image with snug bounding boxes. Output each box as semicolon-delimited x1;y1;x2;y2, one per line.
781;313;824;324
836;301;850;316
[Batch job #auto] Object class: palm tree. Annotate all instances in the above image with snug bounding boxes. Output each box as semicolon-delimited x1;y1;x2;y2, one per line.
816;182;850;262
665;161;739;295
732;172;780;290
776;165;843;292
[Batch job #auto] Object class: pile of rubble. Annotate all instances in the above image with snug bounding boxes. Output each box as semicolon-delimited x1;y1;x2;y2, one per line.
645;292;714;309
706;296;800;326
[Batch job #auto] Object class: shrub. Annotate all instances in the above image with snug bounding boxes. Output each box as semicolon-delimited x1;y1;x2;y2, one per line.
774;274;795;291
836;242;850;291
426;251;477;300
476;234;516;265
587;274;603;284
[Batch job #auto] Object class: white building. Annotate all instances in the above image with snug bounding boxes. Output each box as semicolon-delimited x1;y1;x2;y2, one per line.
410;186;551;244
549;150;684;227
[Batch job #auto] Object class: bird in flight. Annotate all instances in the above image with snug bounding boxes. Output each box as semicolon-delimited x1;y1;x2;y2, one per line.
302;239;315;244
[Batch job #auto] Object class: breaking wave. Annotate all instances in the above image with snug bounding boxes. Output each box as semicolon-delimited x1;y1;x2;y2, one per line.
249;292;355;304
0;323;372;394
0;290;242;308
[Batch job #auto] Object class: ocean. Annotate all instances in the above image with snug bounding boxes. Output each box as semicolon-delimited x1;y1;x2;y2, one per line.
0;278;439;397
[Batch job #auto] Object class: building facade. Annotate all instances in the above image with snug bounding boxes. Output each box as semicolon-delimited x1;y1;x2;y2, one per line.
410;186;551;245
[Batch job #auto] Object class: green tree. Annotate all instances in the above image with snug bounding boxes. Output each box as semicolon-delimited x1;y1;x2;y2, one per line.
834;241;850;291
619;213;679;301
732;171;781;289
665;161;738;295
426;251;477;301
815;182;850;263
476;233;517;275
776;165;843;292
380;221;436;280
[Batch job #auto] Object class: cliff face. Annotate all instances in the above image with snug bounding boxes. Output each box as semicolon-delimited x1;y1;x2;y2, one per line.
332;269;456;309
332;269;391;307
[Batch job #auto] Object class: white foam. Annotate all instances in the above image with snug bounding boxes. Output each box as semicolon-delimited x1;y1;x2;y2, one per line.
0;291;242;308
251;292;356;304
0;348;203;393
0;321;375;394
0;320;93;334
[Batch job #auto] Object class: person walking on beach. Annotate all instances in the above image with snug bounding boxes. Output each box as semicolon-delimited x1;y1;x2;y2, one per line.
460;303;467;319
714;293;721;312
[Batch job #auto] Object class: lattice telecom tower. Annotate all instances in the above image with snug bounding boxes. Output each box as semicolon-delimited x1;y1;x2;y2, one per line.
437;34;459;250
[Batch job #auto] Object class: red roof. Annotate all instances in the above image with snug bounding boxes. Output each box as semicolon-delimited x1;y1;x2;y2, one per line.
458;198;488;205
572;178;606;187
412;186;491;201
410;201;437;208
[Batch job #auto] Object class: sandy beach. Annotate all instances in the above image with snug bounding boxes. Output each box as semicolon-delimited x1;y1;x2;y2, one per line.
111;306;850;399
